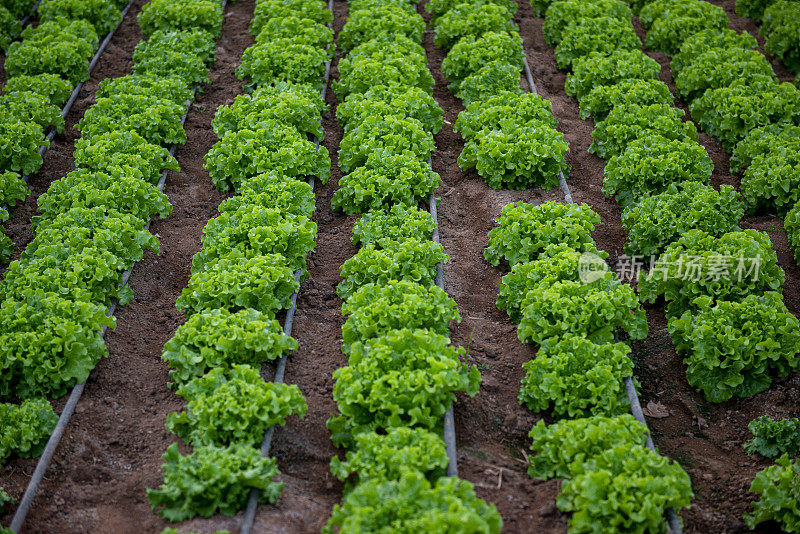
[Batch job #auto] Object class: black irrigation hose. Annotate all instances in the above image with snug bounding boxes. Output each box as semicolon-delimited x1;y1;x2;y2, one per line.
20;0;136;185
8;58;207;534
239;5;334;531
18;0;41;30
520;54;683;534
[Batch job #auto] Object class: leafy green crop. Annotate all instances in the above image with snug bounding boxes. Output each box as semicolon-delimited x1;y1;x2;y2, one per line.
332;153;439;214
484;201;600;268
329;328;479;446
565;50;660;101
3;73;73;107
337;84;442;134
455;60;523;106
0;397;57;462
555;16;641;70
579;79;673;122
132;30;212;85
323;470;502;534
442;31;522;87
638;229;785;317
676;48;776;102
0;120;47;176
167;365;306;447
255;15;333;49
337;238;446;300
745;454;800;532
518;278;648;345
176;252;299;317
97;74;193;106
455;91;557;139
543;0;632;46
527;414;647;479
352;205;436;247
237;39;329;89
73;131;180;185
670;292;800;402
339;4;423;50
762;0;800;72
205;121;330;192
671;28;758;77
590;103;699;160
342;281;460;351
0;486;15;514
0;91;65;133
162;308;297;388
39;0;120;34
147;443;283;521
558;444;693;532
745;415;800;458
736;0;775;20
427;0;516;18
137;0;222;38
741;149;800;215
330;427;448;485
0;290;114;400
731;124;800;173
223;172;315;219
250;0;331;36
338;115;434;173
0;171;28;208
603;134;713;207
621;182;743;258
433;2;514;50
1;0;36;18
787;200;800;265
640;0;728;55
519;335;634;419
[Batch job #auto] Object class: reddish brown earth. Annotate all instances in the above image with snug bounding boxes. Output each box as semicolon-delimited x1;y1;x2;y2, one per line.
2;0;799;533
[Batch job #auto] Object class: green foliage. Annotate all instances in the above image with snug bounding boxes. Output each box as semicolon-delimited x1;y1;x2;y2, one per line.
329;328;479;446
5;19;98;83
3;73;73;108
334;37;433;98
97;74;192;107
787;200;800;265
338;115;434;173
337;84;442;134
427;0;517;18
0;5;19;51
39;0;120;34
255;15;332;50
212;83;325;140
745;415;800;458
455;91;557;139
638;229;785;317
323;470;501;534
763;1;800;72
163;308;296;389
147;443;283;522
519;335;634;418
455;60;522;106
671;292;800;402
36;167;172;223
330;427;448;484
250;0;331;36
442;31;522;87
458;122;568;190
484;201;600;268
132;30;212;85
565;50;660;101
0;486;16;514
167;365;306;447
558;444;693;532
73;131;179;185
433;2;515;50
1;0;36;18
205;121;330;192
672;28;758;76
0;171;28;208
77;93;187;147
137;0;222;38
590;103;699;160
736;0;775;20
0;291;114;400
342;281;460;350
176;252;299;317
622;182;743;258
222;172;315;219
352;205;436;247
236;39;329;89
741;148;800;215
337;238;446;300
640;0;729;55
192;207;316;273
603;134;712;207
527;414;647;479
543;0;632;46
579;79;673;122
0;90;65;133
690;78;800;149
745;454;800;532
732;124;800;172
676;48;776;102
518;278;648;345
0;397;57;462
0;120;47;176
555;16;641;70
339;5;424;50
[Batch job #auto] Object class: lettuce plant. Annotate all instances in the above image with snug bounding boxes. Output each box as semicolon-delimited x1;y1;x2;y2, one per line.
675;48;776;102
73;130;180;184
640;0;728;55
352;204;436;247
338;4;424;51
579;79;673;122
39;0;120;34
555;16;641;70
254;15;333;49
786;201;800;265
338;115;434;173
337;84;443;134
226;172;316;219
671;28;758;76
236;39;329;89
0;171;28;208
745;454;800;532
455;60;522;105
741;150;800;215
543;0;632;46
3;73;73;107
137;0;222;38
565;50;660;101
250;0;331;36
0;397;57;463
744;415;800;458
731;124;800;173
433;2;514;50
442;31;523;87
454;92;558;141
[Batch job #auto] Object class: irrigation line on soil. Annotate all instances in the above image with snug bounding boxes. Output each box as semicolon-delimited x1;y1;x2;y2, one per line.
7;19;216;526
18;0;41;30
239;6;334;531
520;54;683;534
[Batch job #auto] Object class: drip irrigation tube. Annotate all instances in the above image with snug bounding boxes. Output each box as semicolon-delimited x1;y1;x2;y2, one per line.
18;1;41;30
521;53;682;534
8;73;205;534
239;7;334;532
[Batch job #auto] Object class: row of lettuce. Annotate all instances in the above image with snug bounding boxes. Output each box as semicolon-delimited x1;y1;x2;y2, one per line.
0;0;227;523
0;0;34;50
145;0;333;523
0;0;137;263
535;0;800;529
735;0;800;73
319;1;502;532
